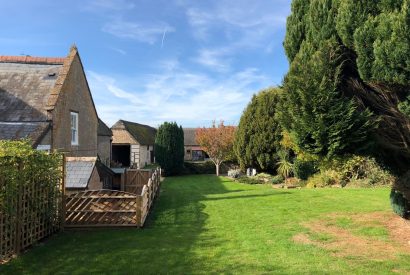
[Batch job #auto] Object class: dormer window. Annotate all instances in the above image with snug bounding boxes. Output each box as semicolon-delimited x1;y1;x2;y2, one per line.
70;112;78;145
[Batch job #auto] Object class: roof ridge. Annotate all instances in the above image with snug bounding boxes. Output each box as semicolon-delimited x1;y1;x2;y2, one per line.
0;55;66;65
121;119;156;129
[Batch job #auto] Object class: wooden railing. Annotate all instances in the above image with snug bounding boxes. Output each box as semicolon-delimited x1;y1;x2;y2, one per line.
139;168;161;225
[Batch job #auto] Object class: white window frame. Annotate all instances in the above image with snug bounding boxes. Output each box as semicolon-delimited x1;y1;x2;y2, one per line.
70;112;79;145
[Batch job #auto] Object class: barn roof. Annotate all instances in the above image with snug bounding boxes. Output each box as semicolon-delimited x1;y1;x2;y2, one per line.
98;118;112;137
183;128;198;146
111;120;156;145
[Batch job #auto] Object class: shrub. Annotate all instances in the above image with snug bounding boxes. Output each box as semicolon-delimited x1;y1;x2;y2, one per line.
391;170;410;218
319;155;395;187
271;175;285;185
276;150;294;178
236;176;263;185
293;159;316;180
306;170;342;188
183;161;215;174
228;169;241;178
254;173;275;183
390;190;408;218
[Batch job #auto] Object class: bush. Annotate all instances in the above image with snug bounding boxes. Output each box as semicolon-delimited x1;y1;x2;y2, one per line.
390;189;408;218
183;161;216;174
183;161;236;175
306;170;343;188
254;173;275;183
235;176;262;185
271;175;285;185
293;159;316;180
227;169;241;178
319;155;395;187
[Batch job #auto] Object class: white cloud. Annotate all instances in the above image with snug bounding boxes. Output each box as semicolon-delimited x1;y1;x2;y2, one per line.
102;20;175;44
82;0;135;11
193;48;232;72
183;0;290;48
88;63;271;127
109;47;127;55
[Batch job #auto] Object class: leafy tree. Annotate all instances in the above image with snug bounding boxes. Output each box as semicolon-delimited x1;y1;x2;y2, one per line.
155;122;184;176
196;121;236;176
234;87;283;172
283;0;410;172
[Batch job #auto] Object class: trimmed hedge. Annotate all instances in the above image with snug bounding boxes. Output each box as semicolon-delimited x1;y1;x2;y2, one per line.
390;189;408;218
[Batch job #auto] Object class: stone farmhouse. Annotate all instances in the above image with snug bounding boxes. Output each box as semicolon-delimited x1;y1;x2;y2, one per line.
0;46;113;191
111;120;156;168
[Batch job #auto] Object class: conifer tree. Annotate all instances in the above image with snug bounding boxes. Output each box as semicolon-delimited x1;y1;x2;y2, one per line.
282;0;410;171
234;87;283;172
155;122;184;176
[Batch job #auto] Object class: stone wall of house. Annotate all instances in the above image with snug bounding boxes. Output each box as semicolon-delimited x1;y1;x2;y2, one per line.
129;144;154;168
51;53;98;157
98;135;111;166
139;145;154;167
184;146;193;161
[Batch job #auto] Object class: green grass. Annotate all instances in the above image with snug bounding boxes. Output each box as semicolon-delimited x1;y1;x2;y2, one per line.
1;175;409;274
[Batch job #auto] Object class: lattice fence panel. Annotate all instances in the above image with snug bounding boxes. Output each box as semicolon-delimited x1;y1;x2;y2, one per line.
65;190;140;227
0;160;63;262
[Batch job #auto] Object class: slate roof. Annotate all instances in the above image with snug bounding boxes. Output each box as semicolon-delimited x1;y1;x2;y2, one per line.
111;120;157;145
0;54;69;145
183;128;198;146
0;62;64;121
0;121;50;142
98;118;112;137
65;157;97;189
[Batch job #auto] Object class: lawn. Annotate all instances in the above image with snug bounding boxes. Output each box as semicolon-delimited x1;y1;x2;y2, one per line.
1;175;409;274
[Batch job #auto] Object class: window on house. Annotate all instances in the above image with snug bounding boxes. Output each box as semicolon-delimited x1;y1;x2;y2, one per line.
70;112;79;145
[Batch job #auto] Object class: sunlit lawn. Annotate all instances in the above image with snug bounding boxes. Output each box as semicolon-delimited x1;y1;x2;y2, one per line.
1;175;409;274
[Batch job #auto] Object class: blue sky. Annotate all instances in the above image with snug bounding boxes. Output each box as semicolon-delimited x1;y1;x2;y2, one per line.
0;0;291;127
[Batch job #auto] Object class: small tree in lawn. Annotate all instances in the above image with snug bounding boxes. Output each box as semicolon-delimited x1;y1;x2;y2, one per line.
196;121;236;176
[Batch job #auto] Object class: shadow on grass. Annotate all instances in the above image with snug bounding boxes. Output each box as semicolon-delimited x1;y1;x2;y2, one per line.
0;175;289;274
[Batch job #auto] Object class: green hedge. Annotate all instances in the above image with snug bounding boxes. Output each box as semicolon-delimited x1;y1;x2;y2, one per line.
390;189;408;218
183;161;232;175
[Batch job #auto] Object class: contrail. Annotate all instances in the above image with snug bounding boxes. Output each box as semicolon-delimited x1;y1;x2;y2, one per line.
161;27;167;49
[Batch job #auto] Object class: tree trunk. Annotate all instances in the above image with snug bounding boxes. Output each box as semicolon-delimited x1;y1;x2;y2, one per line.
216;164;220;176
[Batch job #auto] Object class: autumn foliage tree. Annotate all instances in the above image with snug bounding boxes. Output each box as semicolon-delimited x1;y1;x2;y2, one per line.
196;121;236;176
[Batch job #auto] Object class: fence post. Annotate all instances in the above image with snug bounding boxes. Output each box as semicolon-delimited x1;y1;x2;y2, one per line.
14;160;23;254
121;170;126;192
61;154;66;231
135;196;142;227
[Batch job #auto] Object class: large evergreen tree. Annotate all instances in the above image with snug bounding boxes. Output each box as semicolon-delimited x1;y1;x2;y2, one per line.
282;0;410;172
234;87;283;172
155;122;184;176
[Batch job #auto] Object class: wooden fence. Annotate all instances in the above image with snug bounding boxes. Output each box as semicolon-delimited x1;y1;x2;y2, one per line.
65;167;161;227
122;169;152;194
0;158;64;262
65;190;140;227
